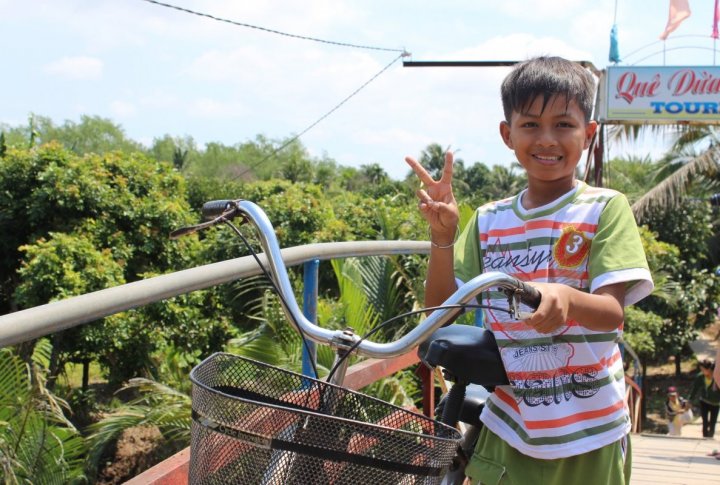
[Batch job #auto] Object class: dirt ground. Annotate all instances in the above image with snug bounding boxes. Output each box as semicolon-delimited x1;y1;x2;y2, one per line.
95;426;169;485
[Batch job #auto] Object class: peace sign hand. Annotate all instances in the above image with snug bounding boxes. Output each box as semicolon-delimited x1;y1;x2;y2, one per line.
405;151;459;245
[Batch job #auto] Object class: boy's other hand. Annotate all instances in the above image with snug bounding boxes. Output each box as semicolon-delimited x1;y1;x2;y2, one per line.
405;151;459;241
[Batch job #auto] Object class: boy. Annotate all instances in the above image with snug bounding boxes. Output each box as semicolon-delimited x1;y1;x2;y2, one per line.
406;56;653;484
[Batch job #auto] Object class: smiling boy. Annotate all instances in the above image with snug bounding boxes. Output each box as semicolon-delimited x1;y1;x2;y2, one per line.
407;56;653;484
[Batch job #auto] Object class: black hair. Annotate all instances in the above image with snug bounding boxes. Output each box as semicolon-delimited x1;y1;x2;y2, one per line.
700;359;715;370
500;56;596;123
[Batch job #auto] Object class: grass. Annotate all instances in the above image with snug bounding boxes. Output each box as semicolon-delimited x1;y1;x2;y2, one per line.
58;361;106;388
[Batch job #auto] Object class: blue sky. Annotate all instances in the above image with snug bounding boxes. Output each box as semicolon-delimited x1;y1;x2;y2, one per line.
2;0;720;179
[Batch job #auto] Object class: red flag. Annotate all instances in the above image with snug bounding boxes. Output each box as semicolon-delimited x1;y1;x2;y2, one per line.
713;0;719;39
659;0;692;40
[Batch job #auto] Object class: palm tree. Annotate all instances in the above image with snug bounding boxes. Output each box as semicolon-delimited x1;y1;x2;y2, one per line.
606;124;720;220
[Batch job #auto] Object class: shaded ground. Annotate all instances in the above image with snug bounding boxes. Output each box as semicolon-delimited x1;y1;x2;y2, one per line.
96;426;166;485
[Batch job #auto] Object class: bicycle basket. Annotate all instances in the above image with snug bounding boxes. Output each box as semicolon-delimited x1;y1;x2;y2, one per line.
189;352;462;485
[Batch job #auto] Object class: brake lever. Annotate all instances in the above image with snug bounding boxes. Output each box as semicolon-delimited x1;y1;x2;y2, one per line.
169;206;243;239
504;289;534;321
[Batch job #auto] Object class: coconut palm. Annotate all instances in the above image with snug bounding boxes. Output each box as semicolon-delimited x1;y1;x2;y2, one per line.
606;124;720;221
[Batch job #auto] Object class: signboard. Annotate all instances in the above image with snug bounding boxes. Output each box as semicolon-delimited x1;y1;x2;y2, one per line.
598;65;720;123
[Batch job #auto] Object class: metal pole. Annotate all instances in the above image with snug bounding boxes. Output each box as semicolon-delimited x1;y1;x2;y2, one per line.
301;260;319;378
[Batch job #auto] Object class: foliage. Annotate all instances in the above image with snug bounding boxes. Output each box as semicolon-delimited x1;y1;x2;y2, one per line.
604;156;661;203
0;143;227;385
633;220;720;360
606;150;720;363
0;340;86;484
643;198;715;269
149;134;198;172
622;306;665;358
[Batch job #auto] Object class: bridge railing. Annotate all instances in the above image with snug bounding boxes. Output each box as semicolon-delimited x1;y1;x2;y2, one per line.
0;241;430;348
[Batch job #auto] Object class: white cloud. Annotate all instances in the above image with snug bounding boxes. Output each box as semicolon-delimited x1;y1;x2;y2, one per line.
460;34;593;63
494;0;587;20
187;47;275;82
44;56;103;80
189;97;247;118
110;100;137;118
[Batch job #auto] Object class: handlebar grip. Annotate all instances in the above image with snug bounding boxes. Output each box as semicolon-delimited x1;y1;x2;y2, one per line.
201;200;235;220
515;281;542;310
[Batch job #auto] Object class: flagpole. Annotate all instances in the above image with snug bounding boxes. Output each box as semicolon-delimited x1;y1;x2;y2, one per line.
715;0;720;65
613;0;618;24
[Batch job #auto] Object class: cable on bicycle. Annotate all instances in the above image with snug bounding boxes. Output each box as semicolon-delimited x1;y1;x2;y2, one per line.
223;219;321;381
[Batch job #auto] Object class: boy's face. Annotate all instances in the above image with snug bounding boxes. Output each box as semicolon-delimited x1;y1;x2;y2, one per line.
499;95;597;190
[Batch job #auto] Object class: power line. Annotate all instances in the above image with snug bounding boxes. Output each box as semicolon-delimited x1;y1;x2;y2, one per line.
233;51;409;179
140;0;405;53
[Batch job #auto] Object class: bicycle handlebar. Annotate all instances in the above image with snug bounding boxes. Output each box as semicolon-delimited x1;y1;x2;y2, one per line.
200;199;541;359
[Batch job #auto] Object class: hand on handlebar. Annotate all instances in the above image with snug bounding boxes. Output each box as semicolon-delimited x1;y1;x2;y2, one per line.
405;151;459;245
521;282;569;334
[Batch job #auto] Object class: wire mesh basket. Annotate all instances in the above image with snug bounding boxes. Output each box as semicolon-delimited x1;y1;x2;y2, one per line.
189;352;462;484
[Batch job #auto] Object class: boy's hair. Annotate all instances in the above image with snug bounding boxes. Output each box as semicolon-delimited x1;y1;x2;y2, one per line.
500;56;596;123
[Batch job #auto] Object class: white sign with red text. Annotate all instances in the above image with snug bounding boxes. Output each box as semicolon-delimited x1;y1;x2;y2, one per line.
600;66;720;123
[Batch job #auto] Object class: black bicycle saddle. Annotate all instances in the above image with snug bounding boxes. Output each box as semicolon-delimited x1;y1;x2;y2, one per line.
418;324;509;387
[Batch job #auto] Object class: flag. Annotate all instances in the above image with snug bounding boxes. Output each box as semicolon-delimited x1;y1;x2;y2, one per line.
713;0;719;39
609;24;621;63
659;0;691;40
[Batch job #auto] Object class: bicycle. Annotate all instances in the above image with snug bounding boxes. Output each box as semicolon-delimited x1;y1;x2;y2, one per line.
174;199;541;484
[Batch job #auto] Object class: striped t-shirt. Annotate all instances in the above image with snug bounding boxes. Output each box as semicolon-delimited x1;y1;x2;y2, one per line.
453;181;653;459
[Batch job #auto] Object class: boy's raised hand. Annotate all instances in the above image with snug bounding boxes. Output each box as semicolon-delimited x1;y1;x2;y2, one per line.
405;151;459;243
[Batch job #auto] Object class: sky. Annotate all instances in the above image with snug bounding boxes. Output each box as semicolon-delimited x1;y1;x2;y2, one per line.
2;0;720;180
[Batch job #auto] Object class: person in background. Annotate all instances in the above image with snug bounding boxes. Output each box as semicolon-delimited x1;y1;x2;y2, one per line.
715;346;720;388
665;386;693;436
690;359;720;438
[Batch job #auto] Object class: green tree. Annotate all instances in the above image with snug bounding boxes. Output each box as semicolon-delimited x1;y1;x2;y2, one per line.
360;163;389;185
606;148;720;371
1;144;235;385
3;114;144;156
150;134;198;171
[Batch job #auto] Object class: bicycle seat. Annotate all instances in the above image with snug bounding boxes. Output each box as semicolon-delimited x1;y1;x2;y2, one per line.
418;324;509;387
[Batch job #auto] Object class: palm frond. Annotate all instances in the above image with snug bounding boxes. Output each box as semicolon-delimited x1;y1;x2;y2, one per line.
632;145;720;221
0;346;86;484
330;258;380;338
